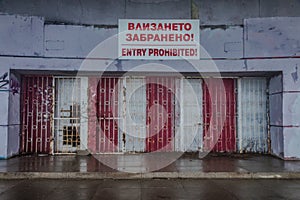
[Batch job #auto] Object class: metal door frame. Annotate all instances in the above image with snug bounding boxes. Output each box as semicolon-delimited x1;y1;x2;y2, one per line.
119;76;147;152
202;78;237;152
88;77;121;154
237;77;268;153
21;75;53;154
176;77;203;152
146;77;176;152
52;76;88;154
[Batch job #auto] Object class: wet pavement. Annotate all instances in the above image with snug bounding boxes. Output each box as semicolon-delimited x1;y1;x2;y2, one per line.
0;179;299;200
0;153;299;173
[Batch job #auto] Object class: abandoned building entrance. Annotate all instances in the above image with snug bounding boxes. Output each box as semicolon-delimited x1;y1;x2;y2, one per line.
20;74;269;155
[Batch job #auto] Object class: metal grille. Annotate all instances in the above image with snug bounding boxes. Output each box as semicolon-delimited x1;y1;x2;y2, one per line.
176;78;203;152
203;78;236;152
237;77;268;153
21;76;53;154
122;77;147;152
53;77;87;153
88;77;120;153
146;77;175;152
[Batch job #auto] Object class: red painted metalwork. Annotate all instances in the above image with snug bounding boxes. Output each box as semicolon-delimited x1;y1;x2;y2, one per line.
146;77;175;152
21;76;53;154
88;77;119;153
202;78;236;152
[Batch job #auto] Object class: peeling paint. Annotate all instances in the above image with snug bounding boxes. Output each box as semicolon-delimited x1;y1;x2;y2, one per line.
291;65;298;82
243;60;248;70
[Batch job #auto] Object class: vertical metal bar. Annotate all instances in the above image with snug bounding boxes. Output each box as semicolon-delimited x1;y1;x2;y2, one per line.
164;77;167;151
217;79;221;152
112;78;116;152
227;79;230;152
160;77;163;151
233;79;237;152
43;76;46;152
24;77;27;153
168;78;171;151
21;77;25;153
31;77;35;152
29;77;33;153
169;78;172;151
105;78;112;152
237;78;242;152
156;77;159;152
99;78;107;152
37;77;40;153
266;78;271;154
40;77;43;152
179;78;183;151
122;77;126;152
115;78;119;152
101;78;104;152
100;78;103;152
49;77;53;154
109;77;111;152
53;78;56;153
52;77;56;154
112;78;115;152
25;77;29;153
106;78;110;152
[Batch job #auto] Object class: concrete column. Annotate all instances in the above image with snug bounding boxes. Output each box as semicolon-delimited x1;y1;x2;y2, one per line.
269;74;284;158
0;70;9;159
282;65;300;159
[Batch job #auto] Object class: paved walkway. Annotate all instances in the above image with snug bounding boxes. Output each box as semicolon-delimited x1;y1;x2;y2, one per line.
1;179;300;200
0;153;299;179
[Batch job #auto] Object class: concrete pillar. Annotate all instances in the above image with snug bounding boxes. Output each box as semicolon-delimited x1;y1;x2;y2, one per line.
0;70;10;159
269;74;284;158
282;65;300;159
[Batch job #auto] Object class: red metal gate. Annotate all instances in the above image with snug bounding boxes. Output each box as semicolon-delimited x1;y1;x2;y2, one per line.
21;76;53;154
88;77;119;153
146;77;175;152
203;78;236;152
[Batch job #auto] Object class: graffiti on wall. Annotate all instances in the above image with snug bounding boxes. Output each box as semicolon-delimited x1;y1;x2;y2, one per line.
0;72;9;89
10;74;20;95
0;72;20;95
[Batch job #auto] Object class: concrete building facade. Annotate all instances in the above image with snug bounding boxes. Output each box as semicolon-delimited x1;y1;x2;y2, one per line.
0;0;300;159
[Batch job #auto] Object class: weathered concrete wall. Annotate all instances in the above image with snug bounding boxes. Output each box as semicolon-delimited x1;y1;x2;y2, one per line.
0;126;8;159
244;17;300;58
45;25;117;58
0;0;190;25
1;0;300;26
0;14;43;56
0;0;125;25
284;127;300;159
270;126;284;157
125;0;191;19
260;0;300;18
200;26;243;59
197;0;260;25
269;74;283;157
197;0;300;25
7;72;20;158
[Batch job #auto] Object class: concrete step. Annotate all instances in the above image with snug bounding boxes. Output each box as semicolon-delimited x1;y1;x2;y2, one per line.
1;171;300;180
